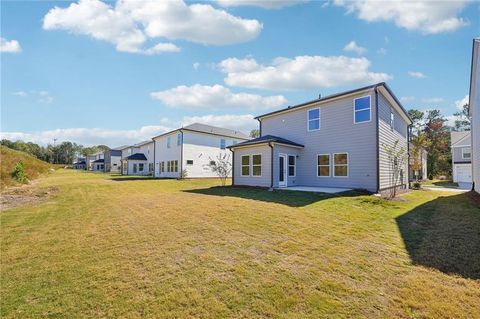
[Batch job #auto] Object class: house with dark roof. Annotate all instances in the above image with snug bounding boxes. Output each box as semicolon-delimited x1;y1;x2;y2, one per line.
451;131;472;188
103;146;124;173
119;140;154;176
86;151;104;171
228;83;412;193
152;123;249;178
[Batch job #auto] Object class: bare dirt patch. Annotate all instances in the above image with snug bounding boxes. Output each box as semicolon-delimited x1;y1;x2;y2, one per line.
0;184;58;211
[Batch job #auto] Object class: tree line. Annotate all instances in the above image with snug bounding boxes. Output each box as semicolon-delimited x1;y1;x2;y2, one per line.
0;139;109;164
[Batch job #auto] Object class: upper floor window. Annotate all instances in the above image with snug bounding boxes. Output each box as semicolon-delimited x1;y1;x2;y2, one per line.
167;136;171;148
462;147;471;159
390;109;395;131
308;108;321;131
354;96;371;124
177;133;182;146
220;139;226;150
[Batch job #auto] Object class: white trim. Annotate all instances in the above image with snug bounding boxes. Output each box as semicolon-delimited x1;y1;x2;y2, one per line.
317;153;331;177
462;147;472;159
278;153;287;187
251;153;262;177
307;107;321;132
353;95;372;124
390;108;395;131
241;155;250;177
333;152;349;178
288;154;296;177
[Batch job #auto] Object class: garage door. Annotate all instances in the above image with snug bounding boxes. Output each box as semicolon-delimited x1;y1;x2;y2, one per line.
455;165;472;183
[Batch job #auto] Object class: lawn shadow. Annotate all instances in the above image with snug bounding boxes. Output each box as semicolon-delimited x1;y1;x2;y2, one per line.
111;176;155;182
429;180;458;187
184;186;366;207
396;192;480;279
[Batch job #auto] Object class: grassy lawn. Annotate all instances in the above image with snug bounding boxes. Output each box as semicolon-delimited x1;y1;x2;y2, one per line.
1;170;479;318
421;179;459;188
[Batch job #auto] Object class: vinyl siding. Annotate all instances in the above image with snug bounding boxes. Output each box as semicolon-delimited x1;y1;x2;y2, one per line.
472;41;480;192
153;132;182;178
378;92;409;190
233;145;272;188
260;91;377;191
452;146;472;163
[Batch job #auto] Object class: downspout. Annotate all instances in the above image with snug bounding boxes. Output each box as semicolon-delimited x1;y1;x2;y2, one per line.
258;118;263;137
407;125;412;189
229;148;235;186
180;130;184;179
153;138;156;178
375;86;380;193
269;142;274;189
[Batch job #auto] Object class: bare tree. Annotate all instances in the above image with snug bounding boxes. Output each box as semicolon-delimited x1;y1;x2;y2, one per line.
207;153;232;186
383;140;408;199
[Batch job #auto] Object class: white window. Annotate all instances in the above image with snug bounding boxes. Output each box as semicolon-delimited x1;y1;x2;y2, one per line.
167;136;171;148
317;154;330;177
390;109;395;131
241;155;250;176
149;163;154;172
139;163;144;171
308;108;320;131
177;133;182;146
354;96;371;124
462;147;471;159
333;153;348;177
161;162;165;172
288;155;296;177
220;139;226;150
252;154;262;176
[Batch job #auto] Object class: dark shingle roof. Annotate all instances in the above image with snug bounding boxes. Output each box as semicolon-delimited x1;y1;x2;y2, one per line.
228;135;304;149
92;159;104;163
126;153;148;161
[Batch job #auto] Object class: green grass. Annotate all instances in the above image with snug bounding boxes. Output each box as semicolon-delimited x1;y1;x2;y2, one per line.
0;146;53;190
1;170;479;318
422;179;459;188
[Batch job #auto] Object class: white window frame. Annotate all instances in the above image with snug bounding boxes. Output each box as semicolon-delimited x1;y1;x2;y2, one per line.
333;152;349;178
139;163;144;172
241;155;250;176
462;147;471;159
390;108;395;131
252;154;262;177
307;107;321;132
317;154;330;177
288;155;296;177
353;95;371;124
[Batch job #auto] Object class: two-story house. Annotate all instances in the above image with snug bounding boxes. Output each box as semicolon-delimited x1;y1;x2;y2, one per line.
103;146;125;173
87;151;104;171
120;141;155;176
451;132;472;187
228;83;412;193
153;123;249;178
469;38;479;193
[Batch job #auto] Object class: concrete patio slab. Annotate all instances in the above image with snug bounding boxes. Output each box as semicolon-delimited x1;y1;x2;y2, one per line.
278;186;352;194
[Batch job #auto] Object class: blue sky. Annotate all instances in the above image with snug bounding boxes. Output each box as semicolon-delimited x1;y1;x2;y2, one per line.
1;0;478;146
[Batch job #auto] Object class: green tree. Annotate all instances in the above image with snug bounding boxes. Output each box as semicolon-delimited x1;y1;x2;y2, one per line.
249;129;260;138
423;110;451;178
452;104;470;131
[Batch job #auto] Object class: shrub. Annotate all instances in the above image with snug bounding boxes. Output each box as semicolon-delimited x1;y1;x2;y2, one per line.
412;181;421;190
180;169;188;179
11;162;28;184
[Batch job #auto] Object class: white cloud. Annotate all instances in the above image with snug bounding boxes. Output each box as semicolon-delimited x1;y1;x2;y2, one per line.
13;91;27;97
334;0;469;34
214;0;306;9
377;48;387;55
455;94;469;109
0;37;22;53
343;41;366;55
408;71;426;79
151;84;287;110
422;97;444;104
219;55;391;90
0;125;172;147
38;91;54;104
182;114;256;134
43;0;262;54
400;96;415;103
193;62;200;70
445;115;456;127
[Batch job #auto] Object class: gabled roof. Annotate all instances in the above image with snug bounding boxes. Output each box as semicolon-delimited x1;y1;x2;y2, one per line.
133;140;154;147
126;153;148;161
92;159;104;163
451;131;471;147
255;82;412;125
111;145;129;151
228;135;304;149
152;123;249;140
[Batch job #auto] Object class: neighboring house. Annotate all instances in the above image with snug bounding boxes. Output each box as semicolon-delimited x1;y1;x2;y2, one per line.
451;131;472;186
120;141;154;176
153;123;249;178
86;151;104;171
469;38;479;193
72;157;86;170
408;142;428;181
103;146;125;173
228;83;412;193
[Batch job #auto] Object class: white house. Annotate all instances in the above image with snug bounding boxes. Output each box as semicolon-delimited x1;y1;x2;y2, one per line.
87;151;104;171
451;131;472;188
152;123;249;179
120;141;154;176
469;38;479;193
103;147;125;173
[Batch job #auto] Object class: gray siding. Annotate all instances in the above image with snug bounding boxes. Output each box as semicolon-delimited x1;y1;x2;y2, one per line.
261;92;377;191
378;92;409;190
233;145;272;188
452;146;472;163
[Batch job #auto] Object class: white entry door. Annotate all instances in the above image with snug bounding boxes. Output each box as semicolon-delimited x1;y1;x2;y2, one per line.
279;154;287;187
